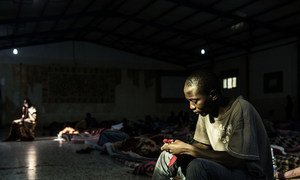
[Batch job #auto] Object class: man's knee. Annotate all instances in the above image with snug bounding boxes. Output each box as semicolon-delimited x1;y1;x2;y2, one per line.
186;158;208;179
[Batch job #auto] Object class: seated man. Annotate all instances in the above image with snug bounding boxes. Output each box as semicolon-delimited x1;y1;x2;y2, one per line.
152;70;273;180
3;98;37;141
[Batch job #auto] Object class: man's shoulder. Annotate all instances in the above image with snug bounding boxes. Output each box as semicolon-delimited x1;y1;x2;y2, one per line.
229;96;256;117
234;96;252;108
234;96;261;120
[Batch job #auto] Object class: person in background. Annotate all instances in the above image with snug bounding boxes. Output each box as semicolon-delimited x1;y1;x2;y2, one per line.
152;70;273;180
75;112;98;131
3;98;37;141
84;112;98;129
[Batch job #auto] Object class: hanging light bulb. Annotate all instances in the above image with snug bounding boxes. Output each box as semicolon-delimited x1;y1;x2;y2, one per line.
13;48;18;55
200;49;205;55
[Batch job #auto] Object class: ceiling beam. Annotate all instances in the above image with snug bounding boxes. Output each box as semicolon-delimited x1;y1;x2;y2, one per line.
67;0;97;30
98;0;158;41
75;0;127;39
50;0;74;32
109;2;179;46
32;0;50;34
138;1;257;57
197;8;300;52
160;0;300;54
165;0;299;36
111;12;247;50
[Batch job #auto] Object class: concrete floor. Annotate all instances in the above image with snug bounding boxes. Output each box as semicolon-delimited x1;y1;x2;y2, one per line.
0;133;152;180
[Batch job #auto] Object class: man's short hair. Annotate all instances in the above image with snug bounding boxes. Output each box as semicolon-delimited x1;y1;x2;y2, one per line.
185;70;221;96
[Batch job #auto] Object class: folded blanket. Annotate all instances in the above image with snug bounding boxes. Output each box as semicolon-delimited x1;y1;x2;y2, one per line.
269;131;300;178
275;154;300;172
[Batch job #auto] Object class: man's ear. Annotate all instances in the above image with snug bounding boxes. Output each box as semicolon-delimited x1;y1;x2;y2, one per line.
209;89;218;101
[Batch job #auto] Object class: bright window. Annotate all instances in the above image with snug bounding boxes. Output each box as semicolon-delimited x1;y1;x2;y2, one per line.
223;77;237;89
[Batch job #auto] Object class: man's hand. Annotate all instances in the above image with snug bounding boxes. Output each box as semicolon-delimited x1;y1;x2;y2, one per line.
161;139;190;155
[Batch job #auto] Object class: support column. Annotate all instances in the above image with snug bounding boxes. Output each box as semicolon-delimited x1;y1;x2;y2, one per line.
297;40;300;121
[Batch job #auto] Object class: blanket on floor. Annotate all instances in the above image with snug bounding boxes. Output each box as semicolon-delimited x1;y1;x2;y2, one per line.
104;137;160;176
269;130;300;174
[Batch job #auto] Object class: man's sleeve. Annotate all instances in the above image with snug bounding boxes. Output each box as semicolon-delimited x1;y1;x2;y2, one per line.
193;115;210;145
226;103;259;160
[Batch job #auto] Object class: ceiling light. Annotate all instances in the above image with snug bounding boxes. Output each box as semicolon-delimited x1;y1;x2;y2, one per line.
200;49;205;55
231;22;244;31
13;49;18;55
